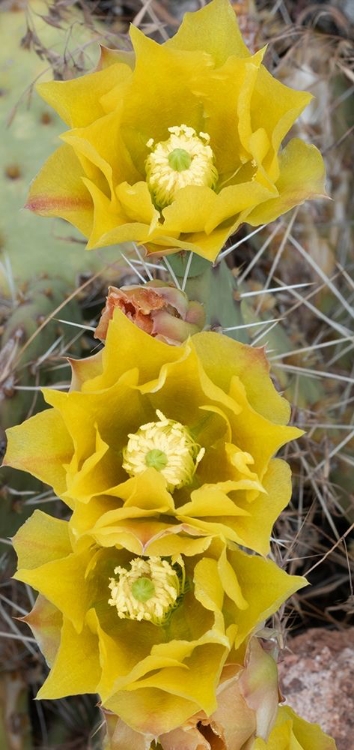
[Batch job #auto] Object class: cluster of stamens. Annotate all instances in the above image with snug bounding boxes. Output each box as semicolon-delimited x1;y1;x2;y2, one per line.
108;556;183;624
145;124;218;208
122;410;204;491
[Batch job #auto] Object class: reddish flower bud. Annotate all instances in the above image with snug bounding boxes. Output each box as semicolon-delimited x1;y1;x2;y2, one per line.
95;281;205;344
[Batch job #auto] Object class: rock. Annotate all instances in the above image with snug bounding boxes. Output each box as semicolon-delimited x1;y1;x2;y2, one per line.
278;627;354;750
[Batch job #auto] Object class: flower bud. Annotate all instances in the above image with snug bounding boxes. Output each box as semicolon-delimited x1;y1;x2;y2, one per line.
95;281;205;344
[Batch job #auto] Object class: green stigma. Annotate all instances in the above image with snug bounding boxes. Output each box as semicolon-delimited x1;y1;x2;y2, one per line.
145;448;168;471
168;148;192;172
131;577;155;603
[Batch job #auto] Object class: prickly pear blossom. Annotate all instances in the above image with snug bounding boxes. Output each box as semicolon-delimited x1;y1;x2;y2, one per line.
26;0;325;262
157;637;280;750
13;511;305;735
4;310;302;556
154;707;337;750
103;641;337;749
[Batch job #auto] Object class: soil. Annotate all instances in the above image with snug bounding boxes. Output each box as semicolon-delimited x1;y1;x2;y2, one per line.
278;627;354;750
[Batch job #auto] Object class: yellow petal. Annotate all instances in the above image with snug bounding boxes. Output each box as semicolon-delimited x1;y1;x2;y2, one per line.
247;138;326;226
143;528;212;558
37;63;131;127
189;55;250;174
162;186;218;234
204;181;276;233
192;333;292;424
253;705;337;749
86;309;183;390
252;67;313;180
21;595;62;667
43;388;97;469
217;547;248;610
278;706;337;749
43;369;144;473
91;611;150;699
107;469;174;510
3;409;73;497
37;614;101;699
69;350;103;390
161;181;274;237
104;638;229;735
193;557;224;612
178;486;251;523
64;430;119;504
237;48;267;155
116;181;159;225
82;177;147;249
26;144;93;236
226;458;294;555
62;109;141;188
123;26;212;172
144;223;235;263
166;0;250;63
125;639;227;711
97;45;135;71
106;687;201;738
225;547;307;649
15;546;93;633
12;510;71;569
229;374;301;477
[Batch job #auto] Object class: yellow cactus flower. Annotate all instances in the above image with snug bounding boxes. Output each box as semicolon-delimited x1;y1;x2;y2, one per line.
13;510;305;736
26;0;325;262
104;636;280;749
155;646;337;750
103;652;337;749
157;637;280;750
4;311;303;556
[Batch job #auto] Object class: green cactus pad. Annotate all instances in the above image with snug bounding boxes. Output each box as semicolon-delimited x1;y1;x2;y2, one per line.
0;1;125;293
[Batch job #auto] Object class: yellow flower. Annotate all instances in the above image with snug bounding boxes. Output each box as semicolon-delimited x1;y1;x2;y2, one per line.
26;0;325;262
157;637;280;750
103;647;336;749
155;647;337;750
13;510;305;735
4;311;302;556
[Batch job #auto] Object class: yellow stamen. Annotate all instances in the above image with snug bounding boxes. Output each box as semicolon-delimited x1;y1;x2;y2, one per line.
145;124;218;208
122;409;204;491
108;556;183;624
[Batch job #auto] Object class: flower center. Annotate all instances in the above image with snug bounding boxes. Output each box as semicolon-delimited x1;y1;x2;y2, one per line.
108;556;183;624
168;148;192;172
145;124;218;208
122;409;204;491
145;448;168;471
